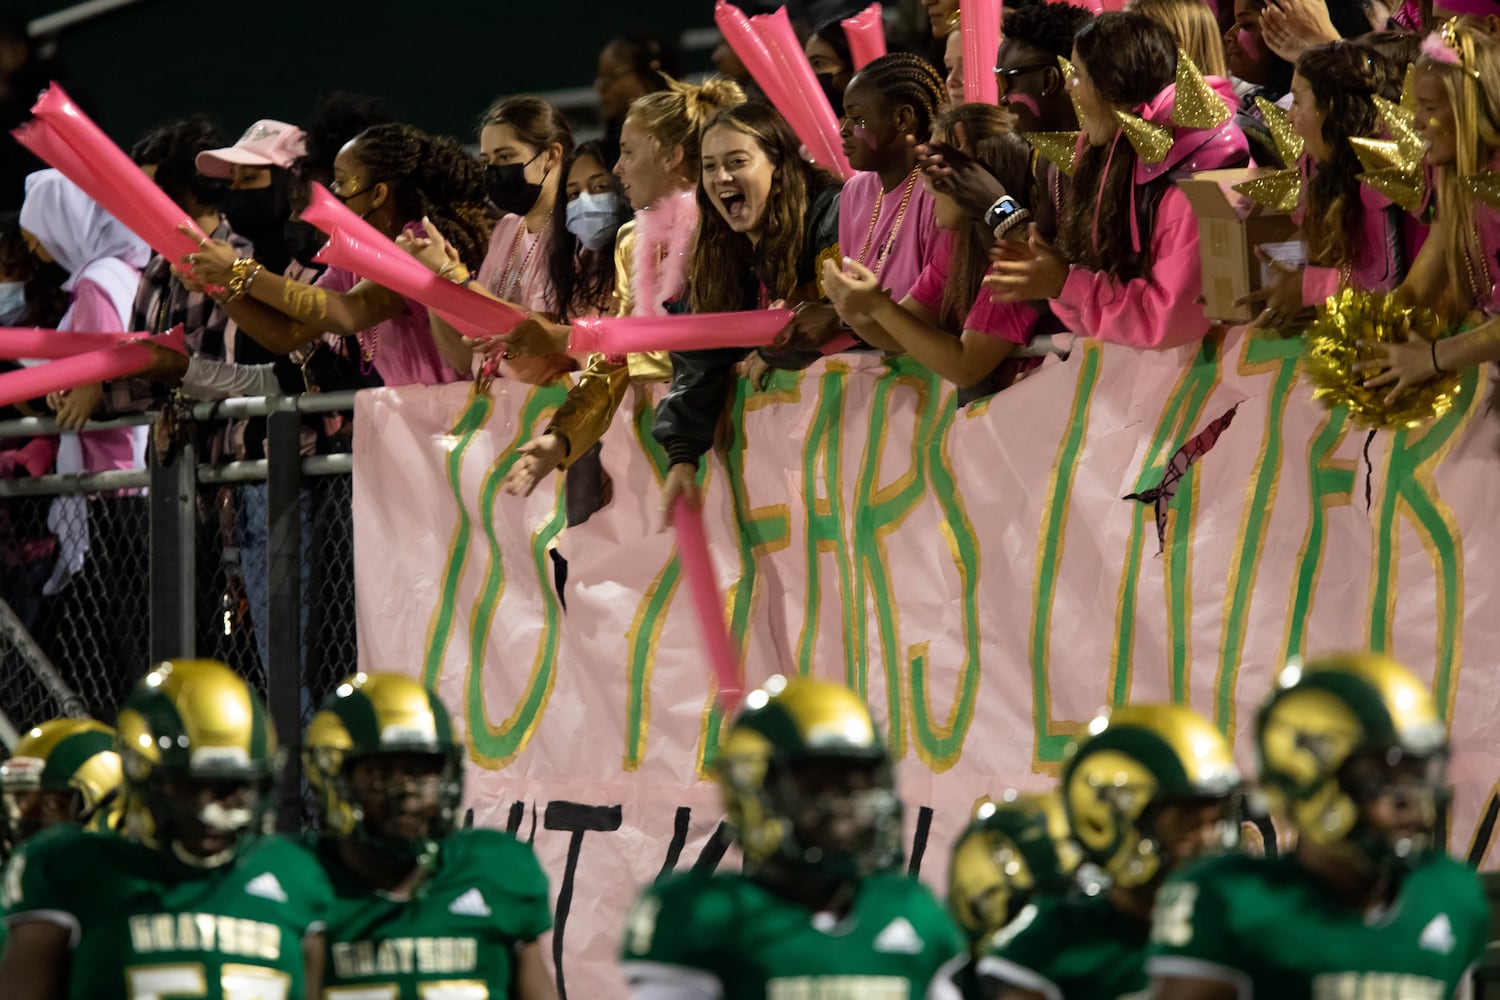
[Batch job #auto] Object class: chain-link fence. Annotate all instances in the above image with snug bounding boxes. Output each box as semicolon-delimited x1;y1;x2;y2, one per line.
0;397;359;773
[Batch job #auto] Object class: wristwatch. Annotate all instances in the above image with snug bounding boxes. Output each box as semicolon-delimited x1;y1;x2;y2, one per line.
983;195;1024;233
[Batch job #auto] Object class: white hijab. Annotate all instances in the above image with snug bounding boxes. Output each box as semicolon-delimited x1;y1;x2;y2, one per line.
19;168;150;325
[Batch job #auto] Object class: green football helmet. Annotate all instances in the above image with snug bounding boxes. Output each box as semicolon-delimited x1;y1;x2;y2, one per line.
716;675;902;878
948;790;1081;945
1256;653;1447;873
116;659;279;870
0;718;122;857
1061;704;1241;888
304;672;464;866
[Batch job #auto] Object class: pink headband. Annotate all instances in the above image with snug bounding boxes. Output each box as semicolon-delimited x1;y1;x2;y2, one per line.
1420;31;1463;66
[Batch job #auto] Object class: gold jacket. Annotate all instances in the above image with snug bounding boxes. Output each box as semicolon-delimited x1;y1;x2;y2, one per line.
548;220;671;467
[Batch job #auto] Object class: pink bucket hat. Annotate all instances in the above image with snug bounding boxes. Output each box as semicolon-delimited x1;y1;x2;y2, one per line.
195;120;307;178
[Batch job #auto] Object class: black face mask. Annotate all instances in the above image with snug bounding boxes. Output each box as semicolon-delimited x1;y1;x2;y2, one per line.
816;72;845;118
283;219;327;269
222;173;292;273
484;155;544;216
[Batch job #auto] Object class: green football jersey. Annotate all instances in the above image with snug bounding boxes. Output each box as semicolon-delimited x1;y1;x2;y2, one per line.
1;824;332;1000
620;869;966;1000
1146;852;1488;1000
976;891;1151;1000
319;828;552;1000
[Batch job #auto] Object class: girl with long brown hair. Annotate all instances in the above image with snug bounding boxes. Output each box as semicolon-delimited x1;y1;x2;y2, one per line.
1241;40;1406;329
986;12;1250;350
500;77;747;500
656;102;842;519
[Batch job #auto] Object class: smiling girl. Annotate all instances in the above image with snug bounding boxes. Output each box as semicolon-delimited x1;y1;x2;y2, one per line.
1357;18;1500;401
654;103;842;519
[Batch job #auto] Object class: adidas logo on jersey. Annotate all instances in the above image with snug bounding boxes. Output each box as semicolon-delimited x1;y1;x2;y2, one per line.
1418;914;1455;955
872;916;923;954
448;888;492;917
244;873;287;903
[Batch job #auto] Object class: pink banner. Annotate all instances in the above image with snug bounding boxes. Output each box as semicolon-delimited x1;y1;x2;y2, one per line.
355;330;1500;998
569;309;793;355
842;4;888;70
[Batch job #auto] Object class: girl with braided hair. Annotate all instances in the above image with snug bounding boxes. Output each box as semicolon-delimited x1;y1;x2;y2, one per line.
824;103;1049;402
1238;40;1407;329
187;123;489;386
838;53;948;304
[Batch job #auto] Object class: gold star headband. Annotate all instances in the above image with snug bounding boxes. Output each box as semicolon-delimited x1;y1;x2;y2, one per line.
1351;94;1428;213
1232;98;1303;214
1028;55;1085;177
1112;50;1229;165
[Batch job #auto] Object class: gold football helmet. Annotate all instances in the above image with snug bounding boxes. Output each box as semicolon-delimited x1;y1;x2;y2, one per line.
1061;704;1241;888
948;790;1081;945
115;659;278;869
304;672;464;864
716;675;902;877
0;718;121;856
1256;653;1446;871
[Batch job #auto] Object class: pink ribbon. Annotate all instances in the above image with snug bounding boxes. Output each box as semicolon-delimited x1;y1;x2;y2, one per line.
569;309;794;355
961;0;1003;106
14;85;206;267
671;497;744;710
841;4;887;70
714;1;853;179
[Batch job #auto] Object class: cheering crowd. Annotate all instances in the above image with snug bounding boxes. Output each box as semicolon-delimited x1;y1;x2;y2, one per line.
1;0;1499;997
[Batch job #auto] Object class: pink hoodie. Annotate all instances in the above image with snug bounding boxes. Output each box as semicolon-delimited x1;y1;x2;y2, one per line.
1052;76;1249;350
1296;156;1406;304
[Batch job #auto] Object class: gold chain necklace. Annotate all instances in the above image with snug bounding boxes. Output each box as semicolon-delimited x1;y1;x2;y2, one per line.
854;169;919;281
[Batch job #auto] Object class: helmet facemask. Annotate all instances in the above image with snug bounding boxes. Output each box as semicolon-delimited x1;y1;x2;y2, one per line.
334;749;464;868
762;754;903;879
140;770;275;870
1338;745;1448;876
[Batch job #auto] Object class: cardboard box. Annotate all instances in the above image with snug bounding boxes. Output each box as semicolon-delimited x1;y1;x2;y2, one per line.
1176;168;1298;324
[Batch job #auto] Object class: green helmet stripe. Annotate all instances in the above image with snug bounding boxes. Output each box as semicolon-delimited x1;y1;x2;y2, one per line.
428;691;455;745
332;691;386;751
1073;726;1192;795
1296;671;1397;745
39;731;114;790
247;690;272;761
122;687;189;768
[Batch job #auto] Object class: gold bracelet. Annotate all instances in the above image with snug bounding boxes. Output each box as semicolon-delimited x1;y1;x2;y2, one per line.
437;261;471;285
225;257;262;301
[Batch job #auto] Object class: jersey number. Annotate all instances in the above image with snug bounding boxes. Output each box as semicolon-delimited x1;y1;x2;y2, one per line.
1151;883;1199;948
126;963;290;1000
325;984;489;1000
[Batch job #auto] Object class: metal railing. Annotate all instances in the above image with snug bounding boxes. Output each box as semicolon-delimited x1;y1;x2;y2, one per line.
0;392;359;829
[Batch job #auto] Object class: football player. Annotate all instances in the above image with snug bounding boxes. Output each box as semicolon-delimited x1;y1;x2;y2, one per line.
619;675;966;1000
0;717;122;955
0;659;332;1000
304;671;556;1000
0;717;122;861
977;705;1242;1000
1146;654;1488;1000
937;791;1082;999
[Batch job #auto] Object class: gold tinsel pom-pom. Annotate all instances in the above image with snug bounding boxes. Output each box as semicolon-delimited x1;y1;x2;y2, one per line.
1302;288;1461;430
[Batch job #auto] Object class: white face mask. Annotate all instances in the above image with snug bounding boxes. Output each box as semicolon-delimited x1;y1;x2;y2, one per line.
564;191;628;251
0;282;25;326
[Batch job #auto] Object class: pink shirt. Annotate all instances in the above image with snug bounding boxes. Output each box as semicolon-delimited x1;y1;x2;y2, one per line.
476;213;574;385
838;171;942;302
907;239;1039;344
1052;186;1212;350
65;278;139;472
314;265;462;387
1295;158;1405;304
479;214;557;313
